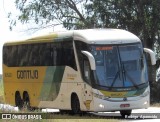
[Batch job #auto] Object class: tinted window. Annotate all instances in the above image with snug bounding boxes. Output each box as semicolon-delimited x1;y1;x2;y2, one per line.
62;41;77;70
3;41;77;70
75;41;92;84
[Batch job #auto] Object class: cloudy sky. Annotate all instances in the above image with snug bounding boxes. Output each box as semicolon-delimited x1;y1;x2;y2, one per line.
0;0;65;74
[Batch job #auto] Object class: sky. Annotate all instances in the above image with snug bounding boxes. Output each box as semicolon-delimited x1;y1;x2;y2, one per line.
0;0;66;74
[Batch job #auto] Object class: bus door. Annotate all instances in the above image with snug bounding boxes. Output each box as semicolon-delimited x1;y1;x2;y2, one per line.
82;59;93;110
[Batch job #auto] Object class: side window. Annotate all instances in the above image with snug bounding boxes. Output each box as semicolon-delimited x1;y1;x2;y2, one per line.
3;46;12;66
62;41;77;70
29;44;40;66
56;42;63;66
11;46;18;66
27;43;52;66
28;44;33;66
75;41;88;69
18;45;28;66
75;41;91;84
51;42;63;66
3;45;18;67
53;45;57;66
4;43;53;67
3;42;77;68
39;43;52;66
3;46;8;66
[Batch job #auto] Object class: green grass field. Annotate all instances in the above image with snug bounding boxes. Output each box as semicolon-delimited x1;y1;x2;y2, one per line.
0;75;4;103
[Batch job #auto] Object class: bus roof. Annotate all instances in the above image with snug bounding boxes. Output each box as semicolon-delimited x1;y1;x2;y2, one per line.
4;29;141;46
73;29;141;44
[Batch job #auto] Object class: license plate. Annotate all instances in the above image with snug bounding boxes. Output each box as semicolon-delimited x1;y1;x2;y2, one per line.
120;104;130;108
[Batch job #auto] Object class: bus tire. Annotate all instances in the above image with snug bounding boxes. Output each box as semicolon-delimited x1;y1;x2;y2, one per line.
23;92;35;111
71;93;81;115
120;110;132;118
15;91;23;110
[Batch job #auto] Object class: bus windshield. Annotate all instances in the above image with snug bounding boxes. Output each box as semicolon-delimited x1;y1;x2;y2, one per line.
90;43;148;88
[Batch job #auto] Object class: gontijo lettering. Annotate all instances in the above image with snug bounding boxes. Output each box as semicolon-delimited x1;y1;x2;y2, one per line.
17;70;38;79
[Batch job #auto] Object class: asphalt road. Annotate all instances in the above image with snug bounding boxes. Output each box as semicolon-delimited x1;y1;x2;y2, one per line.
94;107;160;121
0;104;160;121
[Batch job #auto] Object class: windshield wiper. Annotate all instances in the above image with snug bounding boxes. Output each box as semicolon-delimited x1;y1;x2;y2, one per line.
122;63;139;89
109;70;120;90
110;63;139;90
109;46;139;90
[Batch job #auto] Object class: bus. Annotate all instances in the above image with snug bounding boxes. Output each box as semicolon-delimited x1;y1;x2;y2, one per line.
3;29;156;117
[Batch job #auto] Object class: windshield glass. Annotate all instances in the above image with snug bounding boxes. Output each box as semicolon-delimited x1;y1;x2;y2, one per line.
90;43;148;88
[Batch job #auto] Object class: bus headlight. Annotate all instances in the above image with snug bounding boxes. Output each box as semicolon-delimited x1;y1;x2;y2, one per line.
99;104;105;108
143;101;148;105
140;89;150;97
93;93;104;99
93;93;109;100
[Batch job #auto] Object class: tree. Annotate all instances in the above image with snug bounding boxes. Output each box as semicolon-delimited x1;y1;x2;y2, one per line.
85;0;160;49
9;0;91;30
10;0;160;47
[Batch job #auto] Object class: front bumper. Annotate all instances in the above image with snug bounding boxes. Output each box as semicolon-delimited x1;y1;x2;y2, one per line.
92;95;149;112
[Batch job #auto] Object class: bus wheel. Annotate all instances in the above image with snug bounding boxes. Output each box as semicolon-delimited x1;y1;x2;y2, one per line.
23;92;34;111
71;94;81;115
120;110;132;118
15;92;23;110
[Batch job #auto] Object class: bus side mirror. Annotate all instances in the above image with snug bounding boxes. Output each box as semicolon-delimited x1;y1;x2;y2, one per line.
144;48;156;65
81;51;96;70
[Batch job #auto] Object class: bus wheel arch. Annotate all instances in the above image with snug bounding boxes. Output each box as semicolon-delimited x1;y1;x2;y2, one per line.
15;91;23;110
71;93;81;114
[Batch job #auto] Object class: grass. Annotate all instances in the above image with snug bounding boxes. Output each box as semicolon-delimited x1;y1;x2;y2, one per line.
151;103;160;107
45;119;118;122
0;79;4;104
0;119;118;122
0;109;119;122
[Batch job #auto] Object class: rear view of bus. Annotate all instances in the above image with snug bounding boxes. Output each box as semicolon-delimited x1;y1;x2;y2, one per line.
75;29;156;117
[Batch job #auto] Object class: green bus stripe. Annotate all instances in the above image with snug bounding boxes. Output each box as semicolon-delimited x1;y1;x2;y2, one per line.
39;66;65;101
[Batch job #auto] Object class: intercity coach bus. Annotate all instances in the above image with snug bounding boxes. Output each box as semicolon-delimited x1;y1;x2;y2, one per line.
3;29;156;117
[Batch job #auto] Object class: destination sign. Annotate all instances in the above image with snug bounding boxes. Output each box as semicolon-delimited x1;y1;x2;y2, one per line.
96;46;113;50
